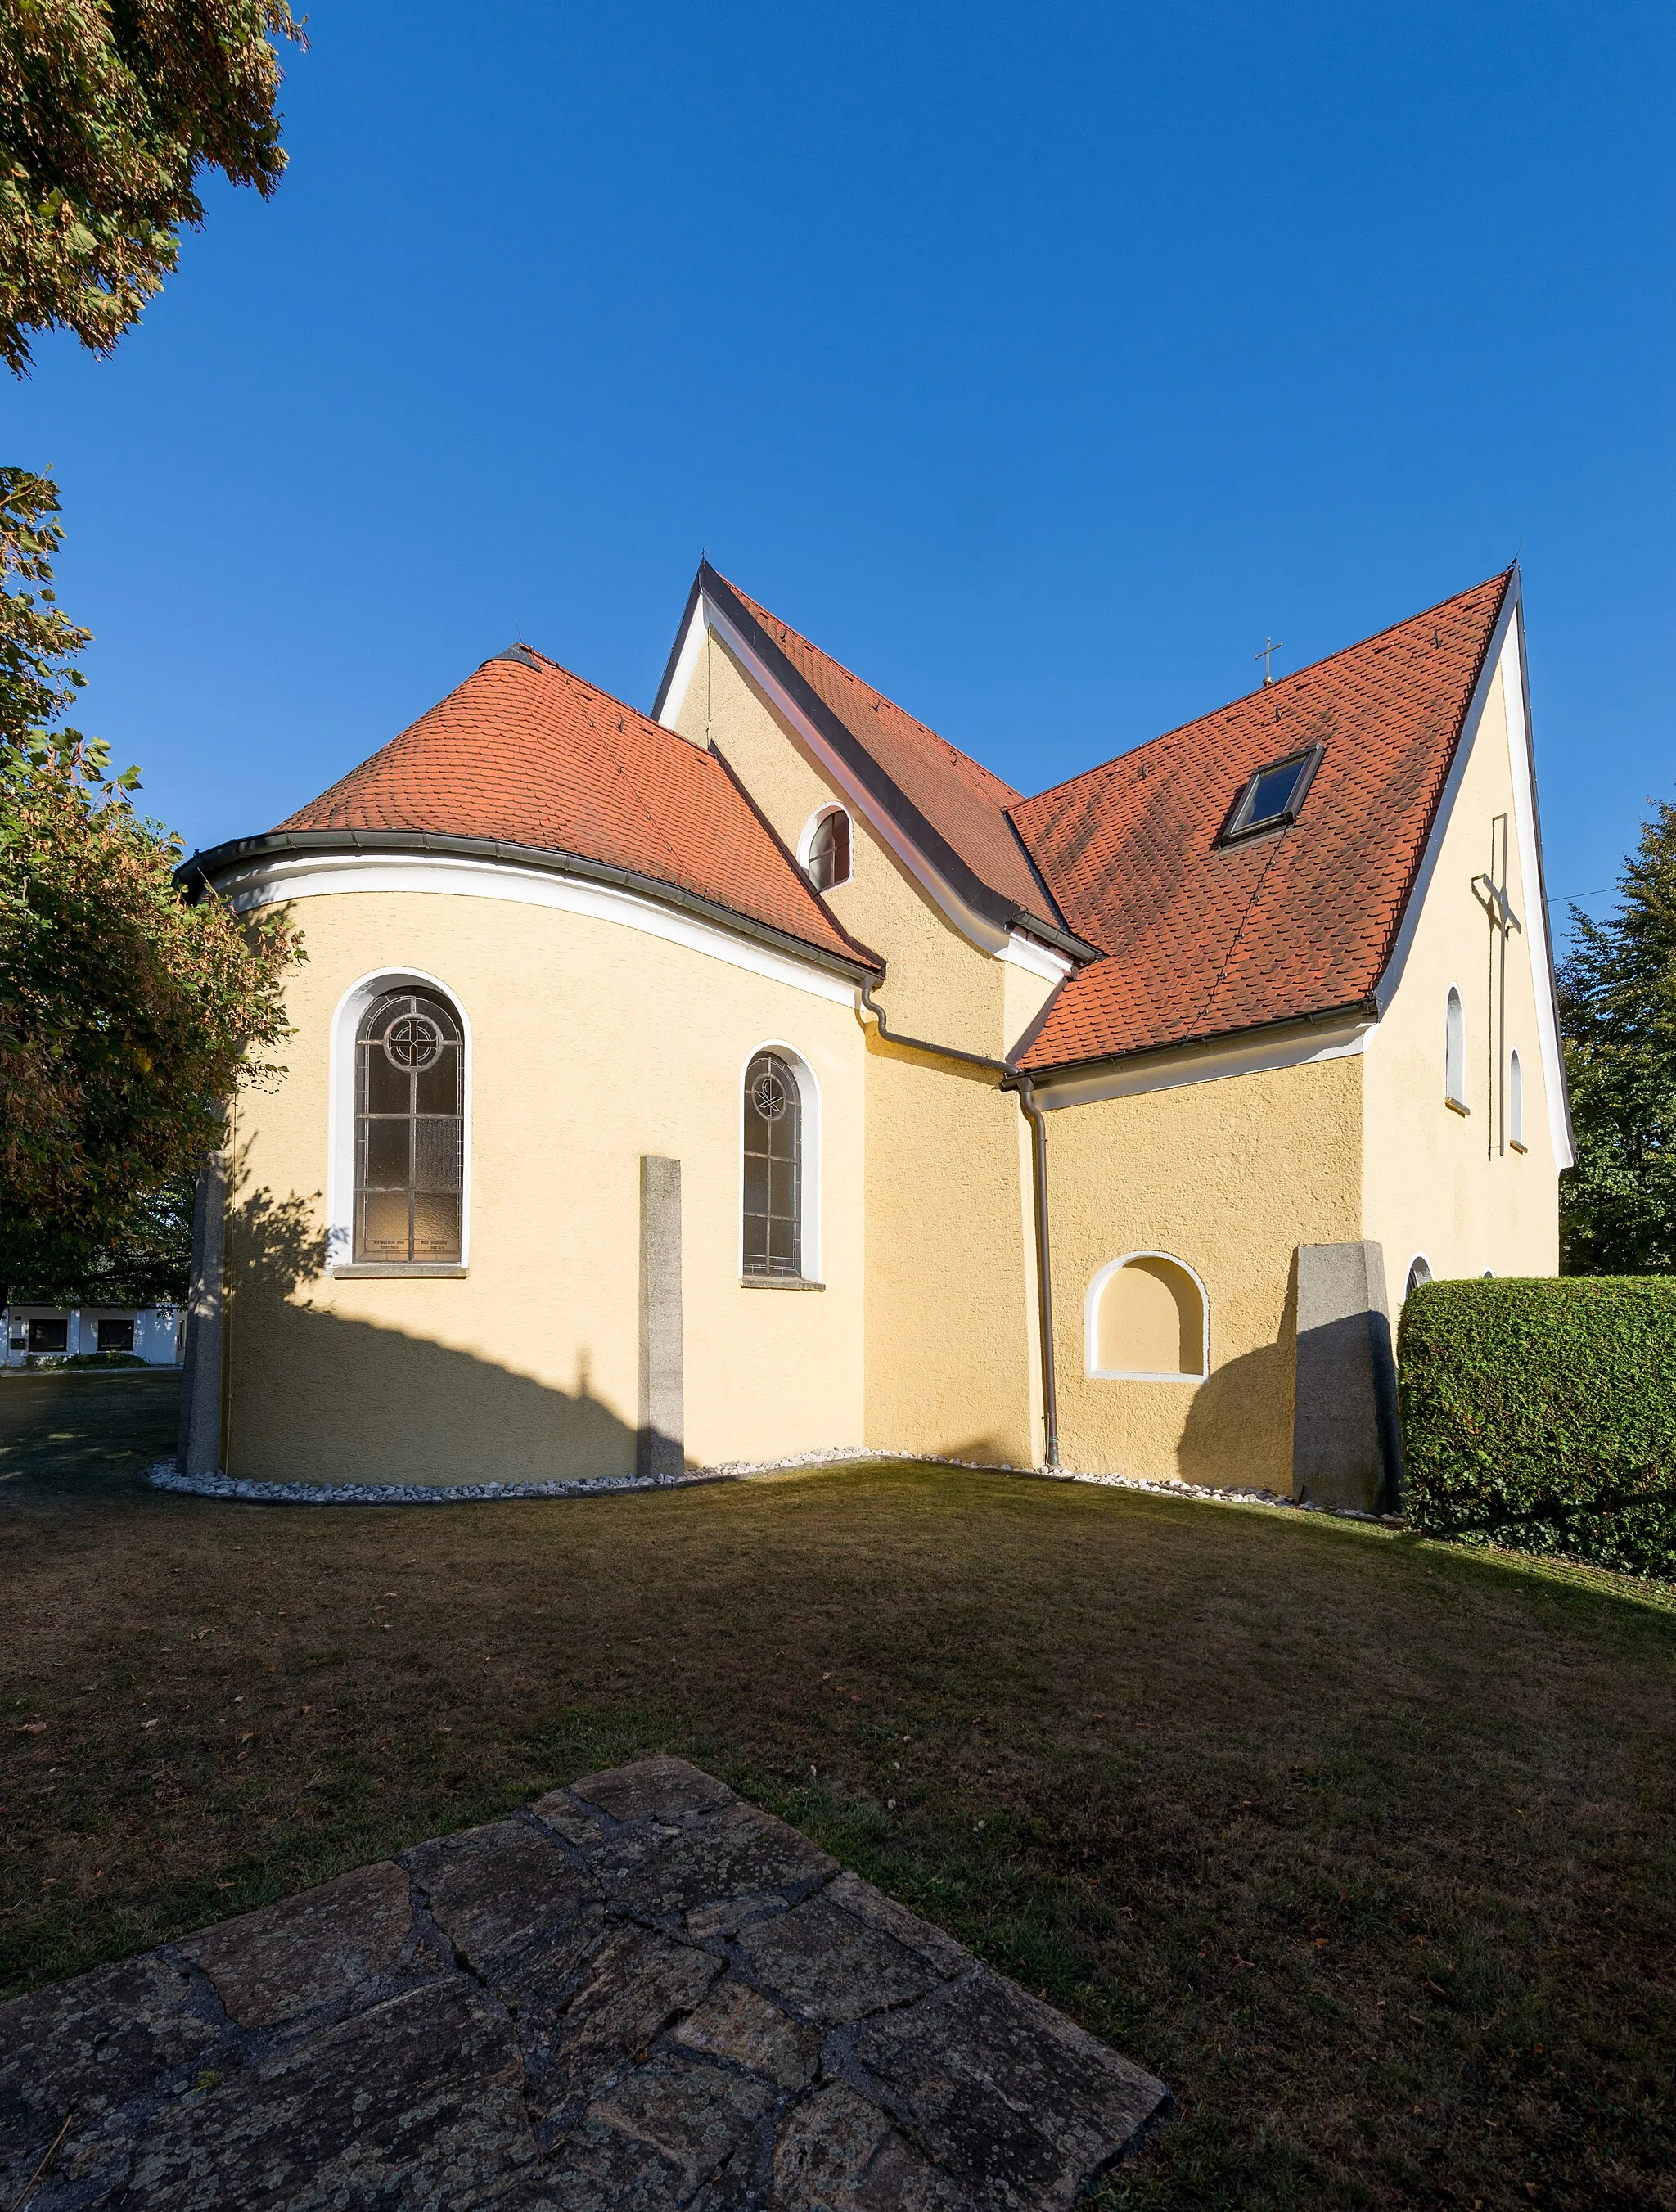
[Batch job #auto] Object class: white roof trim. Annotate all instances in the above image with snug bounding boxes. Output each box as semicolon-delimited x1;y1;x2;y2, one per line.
1031;1011;1376;1111
211;850;859;1007
1372;578;1572;1169
660;587;1015;958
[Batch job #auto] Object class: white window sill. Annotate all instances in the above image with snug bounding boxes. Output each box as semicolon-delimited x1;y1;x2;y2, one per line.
739;1277;826;1292
331;1264;469;1279
1509;1139;1528;1154
1445;1097;1471;1117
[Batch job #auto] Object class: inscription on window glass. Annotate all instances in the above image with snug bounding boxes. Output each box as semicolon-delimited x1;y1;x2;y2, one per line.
354;989;463;1264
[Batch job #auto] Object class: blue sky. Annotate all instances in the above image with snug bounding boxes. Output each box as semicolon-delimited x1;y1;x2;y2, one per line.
7;2;1673;930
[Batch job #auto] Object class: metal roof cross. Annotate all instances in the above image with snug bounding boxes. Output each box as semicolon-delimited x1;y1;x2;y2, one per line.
1254;637;1283;687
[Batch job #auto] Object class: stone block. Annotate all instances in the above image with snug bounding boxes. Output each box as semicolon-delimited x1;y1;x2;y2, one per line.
178;1861;414;2029
3;1758;1169;2208
0;1954;219;2202
637;1156;684;1481
737;1892;948;2025
120;1979;531;2210
491;2118;690;2210
1291;1239;1403;1513
611;1800;836;1926
773;2080;978;2211
565;1755;734;1826
532;1922;721;2119
586;2052;773;2201
852;1962;1170;2211
670;1979;820;2088
403;1818;592;1974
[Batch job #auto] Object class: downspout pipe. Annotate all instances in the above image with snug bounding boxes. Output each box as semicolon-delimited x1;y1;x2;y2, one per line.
855;979;1059;1469
857;975;1007;1074
1013;1075;1061;1470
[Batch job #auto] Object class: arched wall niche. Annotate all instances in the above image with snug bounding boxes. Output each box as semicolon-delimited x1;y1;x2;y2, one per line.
1085;1253;1209;1382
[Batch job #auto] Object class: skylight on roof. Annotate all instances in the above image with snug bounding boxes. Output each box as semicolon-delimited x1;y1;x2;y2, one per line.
1221;746;1322;844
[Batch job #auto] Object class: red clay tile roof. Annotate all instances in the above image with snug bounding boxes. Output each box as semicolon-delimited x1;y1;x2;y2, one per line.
1010;571;1514;1074
701;568;1066;935
275;648;881;971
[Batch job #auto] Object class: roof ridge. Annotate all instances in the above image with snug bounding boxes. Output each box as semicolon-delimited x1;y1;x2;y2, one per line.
1012;567;1514;816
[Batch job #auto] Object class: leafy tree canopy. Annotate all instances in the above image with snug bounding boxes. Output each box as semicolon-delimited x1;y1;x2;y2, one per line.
1;0;303;373
1558;797;1676;1274
0;466;300;1294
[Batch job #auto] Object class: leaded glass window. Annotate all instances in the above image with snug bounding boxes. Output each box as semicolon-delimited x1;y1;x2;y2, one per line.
742;1051;802;1278
354;989;463;1263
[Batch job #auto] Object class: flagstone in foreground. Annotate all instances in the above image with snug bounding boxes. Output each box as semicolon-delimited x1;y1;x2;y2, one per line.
0;1758;1170;2210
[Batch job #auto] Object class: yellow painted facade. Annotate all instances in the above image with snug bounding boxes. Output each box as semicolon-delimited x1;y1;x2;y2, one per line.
1360;660;1562;1292
221;882;867;1484
672;632;1047;1466
205;608;1566;1499
1045;1054;1364;1490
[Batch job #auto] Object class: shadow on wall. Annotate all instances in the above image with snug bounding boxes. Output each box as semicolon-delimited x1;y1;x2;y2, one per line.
1175;1264;1299;1495
221;1187;638;1489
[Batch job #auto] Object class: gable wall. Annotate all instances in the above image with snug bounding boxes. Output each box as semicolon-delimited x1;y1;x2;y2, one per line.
1361;642;1562;1298
675;633;1042;1466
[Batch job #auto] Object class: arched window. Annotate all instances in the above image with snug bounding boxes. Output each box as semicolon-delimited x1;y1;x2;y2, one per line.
802;806;852;893
742;1052;803;1278
1444;986;1466;1111
1405;1255;1433;1299
1508;1047;1525;1150
354;988;464;1263
1085;1254;1208;1381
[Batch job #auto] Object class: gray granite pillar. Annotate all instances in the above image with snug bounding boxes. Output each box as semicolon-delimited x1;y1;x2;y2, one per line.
637;1156;684;1480
177;1150;228;1478
1291;1240;1403;1514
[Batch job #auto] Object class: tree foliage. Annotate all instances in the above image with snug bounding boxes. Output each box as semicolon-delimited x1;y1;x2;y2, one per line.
0;0;303;373
11;1170;194;1304
1557;797;1676;1273
0;466;300;1294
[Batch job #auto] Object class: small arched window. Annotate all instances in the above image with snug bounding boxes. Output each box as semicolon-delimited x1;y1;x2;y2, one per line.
1086;1254;1208;1381
1508;1047;1525;1151
355;988;464;1263
1444;986;1466;1111
742;1052;803;1278
1405;1255;1433;1299
803;807;852;893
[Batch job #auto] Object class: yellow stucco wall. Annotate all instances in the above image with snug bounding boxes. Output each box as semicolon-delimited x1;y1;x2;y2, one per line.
1046;1053;1365;1492
673;632;1042;1464
1361;648;1562;1298
222;882;867;1484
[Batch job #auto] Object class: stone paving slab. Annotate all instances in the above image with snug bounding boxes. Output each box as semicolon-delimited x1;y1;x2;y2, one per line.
0;1757;1170;2210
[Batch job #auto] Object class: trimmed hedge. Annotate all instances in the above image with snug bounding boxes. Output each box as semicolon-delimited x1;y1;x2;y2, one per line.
1399;1277;1676;1579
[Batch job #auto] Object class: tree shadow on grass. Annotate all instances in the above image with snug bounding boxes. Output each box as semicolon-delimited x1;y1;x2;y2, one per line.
0;1370;182;1505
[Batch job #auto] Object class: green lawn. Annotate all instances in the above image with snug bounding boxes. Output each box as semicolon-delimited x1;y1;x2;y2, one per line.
2;1371;1673;2210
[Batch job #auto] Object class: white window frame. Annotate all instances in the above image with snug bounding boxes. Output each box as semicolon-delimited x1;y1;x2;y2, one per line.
1084;1251;1210;1382
327;967;473;1273
1508;1047;1525;1151
1403;1254;1433;1301
737;1040;822;1286
797;804;854;892
1444;984;1468;1114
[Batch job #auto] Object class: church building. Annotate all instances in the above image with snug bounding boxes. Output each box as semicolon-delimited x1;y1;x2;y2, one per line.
175;562;1569;1508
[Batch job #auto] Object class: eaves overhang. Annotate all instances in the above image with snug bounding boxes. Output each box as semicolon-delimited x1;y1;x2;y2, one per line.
1003;995;1381;1092
174;827;886;985
657;564;1099;966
